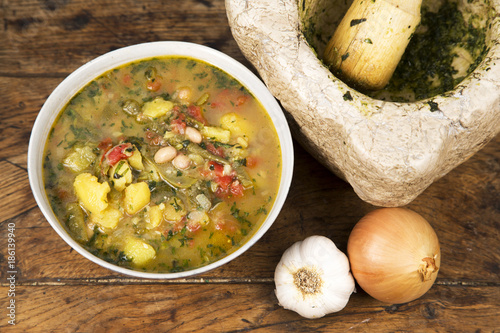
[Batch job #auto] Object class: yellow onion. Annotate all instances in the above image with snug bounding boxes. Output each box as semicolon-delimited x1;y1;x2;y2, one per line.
347;208;440;304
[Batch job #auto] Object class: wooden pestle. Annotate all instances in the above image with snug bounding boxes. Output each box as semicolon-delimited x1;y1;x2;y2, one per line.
323;0;422;91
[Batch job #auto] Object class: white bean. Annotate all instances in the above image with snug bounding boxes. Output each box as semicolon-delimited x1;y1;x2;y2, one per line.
185;126;202;143
177;86;192;102
173;154;191;170
154;146;177;164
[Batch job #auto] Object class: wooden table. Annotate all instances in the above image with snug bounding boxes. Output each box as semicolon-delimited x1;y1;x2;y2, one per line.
1;1;499;331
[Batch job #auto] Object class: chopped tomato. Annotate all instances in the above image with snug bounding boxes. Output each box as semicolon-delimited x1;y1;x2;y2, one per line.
186;105;207;124
122;74;132;86
98;137;113;152
209;89;231;110
213;175;246;198
215;175;233;191
245;156;258;168
171;113;187;134
211;89;249;110
209;101;222;109
215;220;238;233
150;136;163;146
56;188;70;200
207;161;224;177
169;220;186;234
215;187;227;198
230;180;244;197
171;118;186;134
187;221;201;233
236;95;249;106
204;161;245;198
146;79;161;92
145;131;156;140
106;143;132;166
206;142;225;158
145;130;164;145
99;138;114;167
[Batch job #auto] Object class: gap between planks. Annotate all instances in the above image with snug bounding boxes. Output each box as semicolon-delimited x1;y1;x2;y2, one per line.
1;278;499;287
0;72;70;78
1;277;275;286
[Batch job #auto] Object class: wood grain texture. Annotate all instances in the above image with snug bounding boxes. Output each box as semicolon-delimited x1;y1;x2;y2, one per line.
0;0;498;331
0;161;37;223
0;284;498;332
0;0;246;75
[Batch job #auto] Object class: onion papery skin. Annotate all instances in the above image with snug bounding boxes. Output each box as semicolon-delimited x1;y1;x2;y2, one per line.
347;208;441;304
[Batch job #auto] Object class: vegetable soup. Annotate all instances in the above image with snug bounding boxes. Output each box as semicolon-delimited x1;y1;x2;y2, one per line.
43;56;282;273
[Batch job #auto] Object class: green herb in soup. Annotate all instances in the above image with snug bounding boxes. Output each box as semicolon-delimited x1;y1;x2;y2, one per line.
43;57;282;273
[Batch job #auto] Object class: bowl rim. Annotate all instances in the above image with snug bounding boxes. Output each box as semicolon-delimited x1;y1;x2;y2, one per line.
27;41;294;279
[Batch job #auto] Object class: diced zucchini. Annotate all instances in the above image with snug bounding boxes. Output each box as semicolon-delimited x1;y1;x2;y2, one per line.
109;160;132;191
63;146;96;173
188;154;204;166
123;182;151;215
163;130;176;140
128;147;144;170
123;237;156;265
140;158;162;182
73;173;110;215
66;203;89;243
195;194;212;211
195;92;210;106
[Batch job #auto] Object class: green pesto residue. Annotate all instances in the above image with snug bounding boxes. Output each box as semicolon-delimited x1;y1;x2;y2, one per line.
369;1;488;102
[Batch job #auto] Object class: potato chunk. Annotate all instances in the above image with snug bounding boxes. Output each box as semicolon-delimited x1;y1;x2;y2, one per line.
142;97;174;118
92;206;122;229
201;126;231;143
123;237;156;265
146;203;165;228
123;182;151;215
73;173;110;215
220;112;252;137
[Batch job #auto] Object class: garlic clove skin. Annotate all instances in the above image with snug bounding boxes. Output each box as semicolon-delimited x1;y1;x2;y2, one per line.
274;236;355;319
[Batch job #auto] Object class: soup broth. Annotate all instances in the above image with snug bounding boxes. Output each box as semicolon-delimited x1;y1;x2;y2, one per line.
43;56;282;273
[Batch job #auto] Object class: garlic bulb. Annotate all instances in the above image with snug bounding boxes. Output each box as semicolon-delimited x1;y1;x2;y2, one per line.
274;235;355;319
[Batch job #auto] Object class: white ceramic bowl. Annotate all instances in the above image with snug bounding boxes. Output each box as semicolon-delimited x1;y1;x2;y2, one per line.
28;41;294;279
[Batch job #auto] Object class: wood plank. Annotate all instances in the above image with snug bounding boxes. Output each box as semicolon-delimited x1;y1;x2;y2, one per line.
1;0;499;330
0;0;249;76
0;161;37;223
0;138;498;283
0;283;498;332
4;153;29;171
0;77;59;162
410;135;500;282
